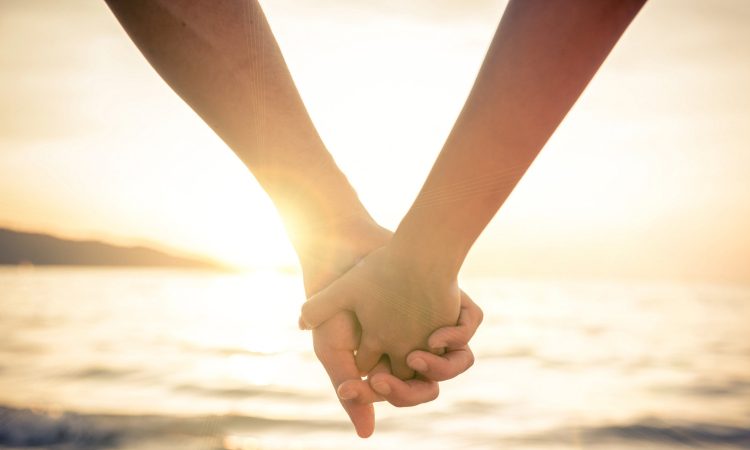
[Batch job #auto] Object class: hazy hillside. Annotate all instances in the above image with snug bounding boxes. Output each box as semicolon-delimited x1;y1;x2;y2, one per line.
0;228;218;268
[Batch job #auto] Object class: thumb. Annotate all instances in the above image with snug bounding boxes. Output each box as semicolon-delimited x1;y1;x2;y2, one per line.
299;277;354;330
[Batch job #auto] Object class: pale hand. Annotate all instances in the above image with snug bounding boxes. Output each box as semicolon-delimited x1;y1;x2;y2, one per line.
298;221;480;437
300;245;462;380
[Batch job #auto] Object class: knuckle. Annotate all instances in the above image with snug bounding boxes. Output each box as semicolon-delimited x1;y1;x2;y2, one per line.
311;340;330;362
392;399;411;408
475;305;484;325
465;350;475;369
428;384;440;402
313;345;326;361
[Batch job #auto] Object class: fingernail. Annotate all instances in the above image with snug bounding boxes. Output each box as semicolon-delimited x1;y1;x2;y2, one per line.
372;382;391;395
409;357;428;373
338;388;358;400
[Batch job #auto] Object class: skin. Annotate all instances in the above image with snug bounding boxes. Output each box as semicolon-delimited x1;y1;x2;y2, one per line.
103;0;482;438
302;222;482;435
301;245;463;380
300;0;647;376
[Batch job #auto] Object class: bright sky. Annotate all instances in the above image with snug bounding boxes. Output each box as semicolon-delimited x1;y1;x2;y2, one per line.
1;0;749;281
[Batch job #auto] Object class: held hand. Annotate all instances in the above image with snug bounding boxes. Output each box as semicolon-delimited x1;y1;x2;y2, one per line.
298;221;388;438
309;276;482;437
335;291;483;407
402;291;483;382
300;245;462;380
298;219;480;437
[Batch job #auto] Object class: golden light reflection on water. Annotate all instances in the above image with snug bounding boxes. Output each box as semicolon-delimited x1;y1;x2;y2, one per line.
223;435;322;450
1;268;749;449
223;435;261;450
168;269;305;355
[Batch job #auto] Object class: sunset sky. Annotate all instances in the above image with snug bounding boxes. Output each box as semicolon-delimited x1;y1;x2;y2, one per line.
1;0;749;281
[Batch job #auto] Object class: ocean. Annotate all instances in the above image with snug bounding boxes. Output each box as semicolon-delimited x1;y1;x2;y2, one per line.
0;267;748;449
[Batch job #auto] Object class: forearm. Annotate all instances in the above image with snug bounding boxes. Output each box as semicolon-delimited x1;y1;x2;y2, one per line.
105;0;370;252
391;0;646;279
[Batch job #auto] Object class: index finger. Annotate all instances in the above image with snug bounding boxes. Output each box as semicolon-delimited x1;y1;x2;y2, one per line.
316;343;375;438
367;372;439;407
406;345;475;381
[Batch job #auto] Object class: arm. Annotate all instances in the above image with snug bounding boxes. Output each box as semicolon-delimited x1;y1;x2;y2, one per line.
104;0;369;262
301;0;646;378
391;0;647;281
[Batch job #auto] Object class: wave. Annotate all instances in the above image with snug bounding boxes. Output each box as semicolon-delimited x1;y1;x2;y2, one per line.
0;406;118;448
177;341;283;358
520;418;750;448
3;405;748;449
658;378;750;398
586;421;750;446
0;404;348;450
172;384;325;401
60;366;139;381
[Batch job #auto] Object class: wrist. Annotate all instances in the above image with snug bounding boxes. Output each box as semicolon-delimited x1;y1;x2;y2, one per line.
383;238;459;297
291;207;383;254
261;155;373;253
295;212;391;294
389;214;465;284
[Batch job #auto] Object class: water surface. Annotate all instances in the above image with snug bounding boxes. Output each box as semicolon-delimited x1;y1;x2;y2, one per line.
1;267;748;449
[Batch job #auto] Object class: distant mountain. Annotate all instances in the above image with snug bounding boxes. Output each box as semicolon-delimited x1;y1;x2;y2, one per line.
0;228;219;268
